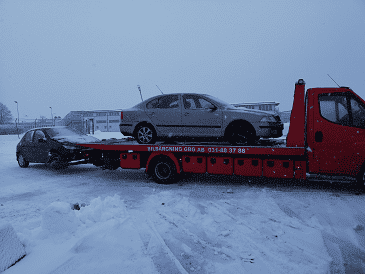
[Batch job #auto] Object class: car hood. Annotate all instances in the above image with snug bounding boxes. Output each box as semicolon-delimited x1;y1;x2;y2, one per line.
51;135;100;145
227;107;276;115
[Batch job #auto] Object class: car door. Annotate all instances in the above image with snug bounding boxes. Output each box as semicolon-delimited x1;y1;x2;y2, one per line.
145;94;182;137
30;129;53;163
181;94;222;137
20;130;35;161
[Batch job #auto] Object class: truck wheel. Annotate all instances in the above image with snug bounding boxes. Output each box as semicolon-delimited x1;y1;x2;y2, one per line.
135;125;156;144
150;157;177;184
47;154;67;169
17;153;29;168
227;124;255;146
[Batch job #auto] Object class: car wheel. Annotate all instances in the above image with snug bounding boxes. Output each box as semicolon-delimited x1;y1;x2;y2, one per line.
149;157;177;184
47;153;67;169
356;164;365;191
227;124;256;146
135;125;156;144
17;153;29;168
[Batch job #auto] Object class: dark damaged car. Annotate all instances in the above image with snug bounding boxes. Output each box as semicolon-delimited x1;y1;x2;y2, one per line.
16;126;100;169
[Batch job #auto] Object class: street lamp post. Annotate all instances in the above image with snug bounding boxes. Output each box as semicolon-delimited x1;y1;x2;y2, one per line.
49;107;53;126
14;101;19;138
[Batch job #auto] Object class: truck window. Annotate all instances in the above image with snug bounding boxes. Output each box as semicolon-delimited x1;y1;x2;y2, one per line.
350;97;365;128
318;94;350;126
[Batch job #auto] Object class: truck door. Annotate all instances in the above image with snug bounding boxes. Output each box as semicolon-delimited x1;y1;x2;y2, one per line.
310;90;365;175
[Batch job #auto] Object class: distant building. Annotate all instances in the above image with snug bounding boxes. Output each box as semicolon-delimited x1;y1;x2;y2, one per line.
279;110;291;123
232;101;280;112
62;110;121;134
11;117;62;130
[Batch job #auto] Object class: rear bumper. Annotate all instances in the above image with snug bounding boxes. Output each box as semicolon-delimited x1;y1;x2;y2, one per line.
119;124;134;137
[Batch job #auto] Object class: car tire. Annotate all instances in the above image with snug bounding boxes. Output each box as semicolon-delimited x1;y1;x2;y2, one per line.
149;157;177;184
17;153;29;168
47;153;67;169
356;163;365;192
227;124;256;146
135;124;156;144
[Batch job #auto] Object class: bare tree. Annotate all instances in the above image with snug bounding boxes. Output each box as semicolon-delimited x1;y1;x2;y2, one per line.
0;103;13;124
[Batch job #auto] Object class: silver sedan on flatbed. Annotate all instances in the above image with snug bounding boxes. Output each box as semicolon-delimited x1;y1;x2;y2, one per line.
119;93;283;145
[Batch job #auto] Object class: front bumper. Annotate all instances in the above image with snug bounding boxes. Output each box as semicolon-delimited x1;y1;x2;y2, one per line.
258;123;284;138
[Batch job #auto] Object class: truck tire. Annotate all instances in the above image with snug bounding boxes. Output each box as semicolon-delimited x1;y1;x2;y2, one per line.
17;153;29;168
149;157;177;184
135;124;156;144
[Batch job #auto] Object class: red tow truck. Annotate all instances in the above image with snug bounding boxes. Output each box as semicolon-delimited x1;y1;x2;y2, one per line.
78;80;365;188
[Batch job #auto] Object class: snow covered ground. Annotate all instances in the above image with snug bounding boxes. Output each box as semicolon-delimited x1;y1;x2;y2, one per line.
1;130;365;273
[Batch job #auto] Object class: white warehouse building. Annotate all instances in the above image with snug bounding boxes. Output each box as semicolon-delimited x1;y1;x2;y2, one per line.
62;110;121;134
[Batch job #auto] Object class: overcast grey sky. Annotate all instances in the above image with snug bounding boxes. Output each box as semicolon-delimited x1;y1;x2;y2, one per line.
1;0;365;120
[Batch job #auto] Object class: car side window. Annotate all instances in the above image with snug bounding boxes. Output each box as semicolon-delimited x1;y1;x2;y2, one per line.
33;130;46;141
146;98;160;109
184;98;196;109
183;95;215;110
24;131;34;142
146;95;179;109
199;98;214;109
350;97;365;128
318;93;350;126
158;95;179;109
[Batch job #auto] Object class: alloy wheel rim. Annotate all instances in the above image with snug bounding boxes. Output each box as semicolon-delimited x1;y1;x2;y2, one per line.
139;127;153;143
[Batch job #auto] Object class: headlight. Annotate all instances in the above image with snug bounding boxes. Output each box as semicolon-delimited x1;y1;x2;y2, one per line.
260;116;276;122
63;145;77;150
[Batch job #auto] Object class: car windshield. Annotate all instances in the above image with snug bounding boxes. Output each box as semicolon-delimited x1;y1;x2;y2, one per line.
46;127;84;137
203;94;235;108
44;127;100;143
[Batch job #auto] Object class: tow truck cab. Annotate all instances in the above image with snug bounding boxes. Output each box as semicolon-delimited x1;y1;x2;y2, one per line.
287;79;365;178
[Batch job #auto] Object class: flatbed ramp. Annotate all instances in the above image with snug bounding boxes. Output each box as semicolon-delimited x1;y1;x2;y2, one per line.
78;138;305;157
77;137;307;183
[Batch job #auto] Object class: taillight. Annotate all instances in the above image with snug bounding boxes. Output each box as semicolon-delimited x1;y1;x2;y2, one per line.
120;112;123;120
